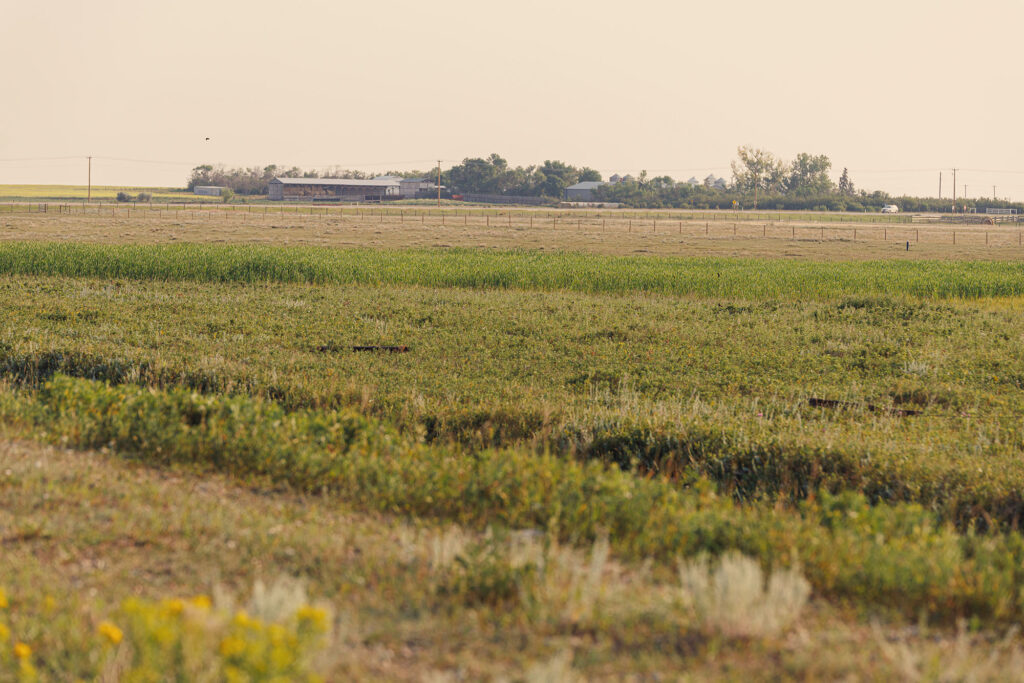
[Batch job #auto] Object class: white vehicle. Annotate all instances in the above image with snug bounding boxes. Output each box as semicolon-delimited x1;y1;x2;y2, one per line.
881;204;900;214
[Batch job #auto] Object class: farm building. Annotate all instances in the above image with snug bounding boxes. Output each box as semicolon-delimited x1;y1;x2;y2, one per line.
193;186;225;196
268;177;401;201
372;175;434;198
563;181;609;202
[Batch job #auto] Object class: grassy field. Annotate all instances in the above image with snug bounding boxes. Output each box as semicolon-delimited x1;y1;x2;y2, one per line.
4;224;1024;678
0;185;201;202
3;209;1024;260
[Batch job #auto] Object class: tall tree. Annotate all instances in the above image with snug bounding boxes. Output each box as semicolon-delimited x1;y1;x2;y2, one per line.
536;160;579;198
838;167;855;195
730;146;787;193
787;153;834;195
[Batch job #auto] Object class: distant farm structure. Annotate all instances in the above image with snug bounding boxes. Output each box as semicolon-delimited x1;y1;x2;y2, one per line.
268;176;432;201
193;186;225;197
563;181;609;202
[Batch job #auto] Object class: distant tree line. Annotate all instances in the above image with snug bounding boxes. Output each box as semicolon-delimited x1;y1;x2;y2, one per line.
186;150;1024;213
442;154;601;198
593;147;1024;213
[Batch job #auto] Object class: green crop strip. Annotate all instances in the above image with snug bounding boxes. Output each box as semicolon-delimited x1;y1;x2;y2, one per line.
2;242;1024;299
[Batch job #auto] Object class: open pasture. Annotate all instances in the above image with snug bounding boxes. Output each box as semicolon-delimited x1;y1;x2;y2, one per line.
3;205;1024;261
0;185;202;202
4;237;1024;678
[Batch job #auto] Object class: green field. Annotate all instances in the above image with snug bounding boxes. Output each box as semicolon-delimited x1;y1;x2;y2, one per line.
4;241;1024;678
0;184;205;202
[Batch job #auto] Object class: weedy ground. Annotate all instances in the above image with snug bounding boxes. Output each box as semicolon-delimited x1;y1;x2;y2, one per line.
2;236;1024;679
5;439;1024;681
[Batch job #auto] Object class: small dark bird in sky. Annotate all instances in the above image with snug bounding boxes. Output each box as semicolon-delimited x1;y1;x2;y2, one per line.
205;137;210;141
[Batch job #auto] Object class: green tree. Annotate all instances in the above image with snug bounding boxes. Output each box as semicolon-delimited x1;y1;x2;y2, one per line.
730;146;787;193
448;154;510;194
578;167;602;182
838;167;855;195
536;160;579;198
787;153;834;195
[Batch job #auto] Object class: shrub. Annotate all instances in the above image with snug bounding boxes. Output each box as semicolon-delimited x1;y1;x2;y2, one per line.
115;192;132;203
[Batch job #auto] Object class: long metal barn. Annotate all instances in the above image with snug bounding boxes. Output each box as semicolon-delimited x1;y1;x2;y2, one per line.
267;177;401;201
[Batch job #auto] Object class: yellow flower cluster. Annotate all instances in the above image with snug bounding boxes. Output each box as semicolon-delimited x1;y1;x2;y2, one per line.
97;621;123;646
103;594;330;680
0;586;37;682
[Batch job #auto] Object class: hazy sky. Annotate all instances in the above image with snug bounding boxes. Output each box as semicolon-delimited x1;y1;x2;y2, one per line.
3;0;1023;199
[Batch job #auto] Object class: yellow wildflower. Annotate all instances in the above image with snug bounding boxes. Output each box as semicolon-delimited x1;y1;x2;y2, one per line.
0;588;7;609
162;598;185;616
13;641;31;659
267;623;288;646
296;605;328;634
0;623;9;641
98;621;124;645
219;635;246;658
189;595;212;610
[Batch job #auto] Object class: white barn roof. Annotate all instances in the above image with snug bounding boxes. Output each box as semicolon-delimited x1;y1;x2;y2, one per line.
270;177;400;187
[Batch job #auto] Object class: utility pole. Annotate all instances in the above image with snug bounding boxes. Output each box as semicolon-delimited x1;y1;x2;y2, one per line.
952;168;957;210
964;185;968;199
939;172;942;199
436;160;441;208
87;156;92;202
993;185;997;200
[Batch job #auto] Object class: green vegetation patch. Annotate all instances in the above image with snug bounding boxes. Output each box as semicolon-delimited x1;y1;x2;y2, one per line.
3;242;1024;298
6;374;1024;624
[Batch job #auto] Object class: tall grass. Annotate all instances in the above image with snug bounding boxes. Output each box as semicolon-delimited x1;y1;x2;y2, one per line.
2;242;1024;299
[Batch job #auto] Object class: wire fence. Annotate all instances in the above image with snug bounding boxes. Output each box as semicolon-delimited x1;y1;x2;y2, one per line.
4;202;1024;247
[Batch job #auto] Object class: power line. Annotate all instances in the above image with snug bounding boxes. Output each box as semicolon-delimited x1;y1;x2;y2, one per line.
0;156;83;163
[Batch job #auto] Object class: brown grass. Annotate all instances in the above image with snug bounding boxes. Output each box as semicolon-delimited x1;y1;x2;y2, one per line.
3;210;1024;261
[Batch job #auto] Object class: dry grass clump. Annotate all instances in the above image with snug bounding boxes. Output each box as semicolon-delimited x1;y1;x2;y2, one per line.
679;552;810;638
